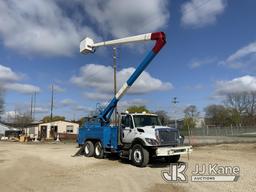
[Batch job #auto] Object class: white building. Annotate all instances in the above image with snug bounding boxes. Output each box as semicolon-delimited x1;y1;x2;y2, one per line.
195;117;205;128
0;122;20;138
24;121;79;140
0;122;10;136
38;121;79;140
24;122;40;138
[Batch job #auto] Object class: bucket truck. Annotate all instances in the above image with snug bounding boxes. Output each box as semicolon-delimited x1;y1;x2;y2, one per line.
77;32;192;167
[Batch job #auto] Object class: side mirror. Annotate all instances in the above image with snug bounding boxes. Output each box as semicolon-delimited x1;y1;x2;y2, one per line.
179;135;185;144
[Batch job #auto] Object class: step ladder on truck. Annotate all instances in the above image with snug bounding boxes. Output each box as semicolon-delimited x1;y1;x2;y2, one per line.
76;32;192;167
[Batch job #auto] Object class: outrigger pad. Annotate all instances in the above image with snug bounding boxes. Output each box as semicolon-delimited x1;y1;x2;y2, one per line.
72;144;85;157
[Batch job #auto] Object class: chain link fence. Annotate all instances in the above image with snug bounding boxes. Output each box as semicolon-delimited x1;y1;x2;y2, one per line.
180;126;256;145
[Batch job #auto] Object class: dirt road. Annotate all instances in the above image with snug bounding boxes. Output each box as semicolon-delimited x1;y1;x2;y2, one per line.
0;142;255;192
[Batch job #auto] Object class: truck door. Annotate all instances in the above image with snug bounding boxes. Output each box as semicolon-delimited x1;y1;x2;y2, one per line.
122;115;135;143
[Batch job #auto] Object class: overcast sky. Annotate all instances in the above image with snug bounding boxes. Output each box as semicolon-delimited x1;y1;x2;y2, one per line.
0;0;256;120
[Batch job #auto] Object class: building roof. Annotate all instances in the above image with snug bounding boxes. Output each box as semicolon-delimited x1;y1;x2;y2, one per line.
121;112;157;116
0;122;12;134
39;120;79;126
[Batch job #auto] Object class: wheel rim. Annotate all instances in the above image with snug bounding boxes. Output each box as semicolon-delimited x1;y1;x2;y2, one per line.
133;149;142;163
95;144;101;156
85;144;89;154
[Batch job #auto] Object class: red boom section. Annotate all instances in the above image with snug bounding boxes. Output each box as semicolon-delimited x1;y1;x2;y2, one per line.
151;32;166;53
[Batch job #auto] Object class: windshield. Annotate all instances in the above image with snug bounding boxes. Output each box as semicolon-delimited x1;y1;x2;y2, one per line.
133;115;161;127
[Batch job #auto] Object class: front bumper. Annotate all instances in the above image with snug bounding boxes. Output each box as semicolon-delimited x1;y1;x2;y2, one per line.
155;145;192;156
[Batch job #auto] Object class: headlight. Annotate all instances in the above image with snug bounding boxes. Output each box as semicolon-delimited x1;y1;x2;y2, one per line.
179;135;184;144
155;130;160;142
145;138;159;146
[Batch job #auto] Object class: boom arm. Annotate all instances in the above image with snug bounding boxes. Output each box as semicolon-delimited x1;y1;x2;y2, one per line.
80;32;166;124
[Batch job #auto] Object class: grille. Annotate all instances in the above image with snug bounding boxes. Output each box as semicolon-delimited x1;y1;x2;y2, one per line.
158;129;178;145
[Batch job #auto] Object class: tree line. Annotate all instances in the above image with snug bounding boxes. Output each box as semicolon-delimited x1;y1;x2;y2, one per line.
205;92;256;127
1;90;256;128
183;91;256;128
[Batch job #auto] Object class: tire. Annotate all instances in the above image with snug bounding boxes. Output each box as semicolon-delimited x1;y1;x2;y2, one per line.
164;155;180;163
84;141;94;157
94;141;104;159
131;144;149;167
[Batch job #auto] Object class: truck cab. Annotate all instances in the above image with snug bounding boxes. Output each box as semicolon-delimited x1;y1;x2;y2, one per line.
120;112;182;145
119;112;192;167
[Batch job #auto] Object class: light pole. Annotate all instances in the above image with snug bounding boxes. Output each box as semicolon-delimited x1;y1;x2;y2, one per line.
50;85;54;122
172;97;179;129
113;47;117;126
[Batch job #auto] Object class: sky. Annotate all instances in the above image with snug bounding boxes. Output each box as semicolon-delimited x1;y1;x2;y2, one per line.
0;0;256;121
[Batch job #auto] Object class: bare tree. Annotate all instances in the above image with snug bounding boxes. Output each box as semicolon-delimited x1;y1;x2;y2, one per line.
41;115;65;123
183;105;199;129
154;110;170;125
224;92;249;115
184;105;199;118
127;105;150;113
245;91;256;116
242;92;256;125
204;104;229;127
12;112;33;127
224;92;256;125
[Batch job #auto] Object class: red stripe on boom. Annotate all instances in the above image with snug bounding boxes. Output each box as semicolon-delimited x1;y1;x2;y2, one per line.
151;32;166;53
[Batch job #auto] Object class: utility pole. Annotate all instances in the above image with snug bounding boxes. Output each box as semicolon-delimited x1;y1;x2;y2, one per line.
30;94;34;120
172;97;179;129
33;92;36;119
50;85;54;122
113;47;117;126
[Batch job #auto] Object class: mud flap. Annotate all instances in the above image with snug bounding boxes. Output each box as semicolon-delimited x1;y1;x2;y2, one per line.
128;149;132;160
72;144;85;157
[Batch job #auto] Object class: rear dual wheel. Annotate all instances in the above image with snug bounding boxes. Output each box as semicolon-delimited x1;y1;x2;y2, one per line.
94;141;104;159
84;140;104;159
84;141;94;157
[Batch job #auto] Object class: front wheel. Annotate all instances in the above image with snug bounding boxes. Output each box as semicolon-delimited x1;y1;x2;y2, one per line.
164;155;180;163
131;144;149;167
94;141;104;159
84;141;94;157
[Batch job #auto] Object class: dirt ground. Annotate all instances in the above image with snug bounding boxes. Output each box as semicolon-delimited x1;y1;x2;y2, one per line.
0;142;255;192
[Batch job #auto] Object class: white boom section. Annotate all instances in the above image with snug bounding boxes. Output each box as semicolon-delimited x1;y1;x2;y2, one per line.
93;33;151;47
80;33;151;54
115;82;128;100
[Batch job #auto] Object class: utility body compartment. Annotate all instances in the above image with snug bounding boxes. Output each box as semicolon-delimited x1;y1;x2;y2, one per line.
77;121;119;151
